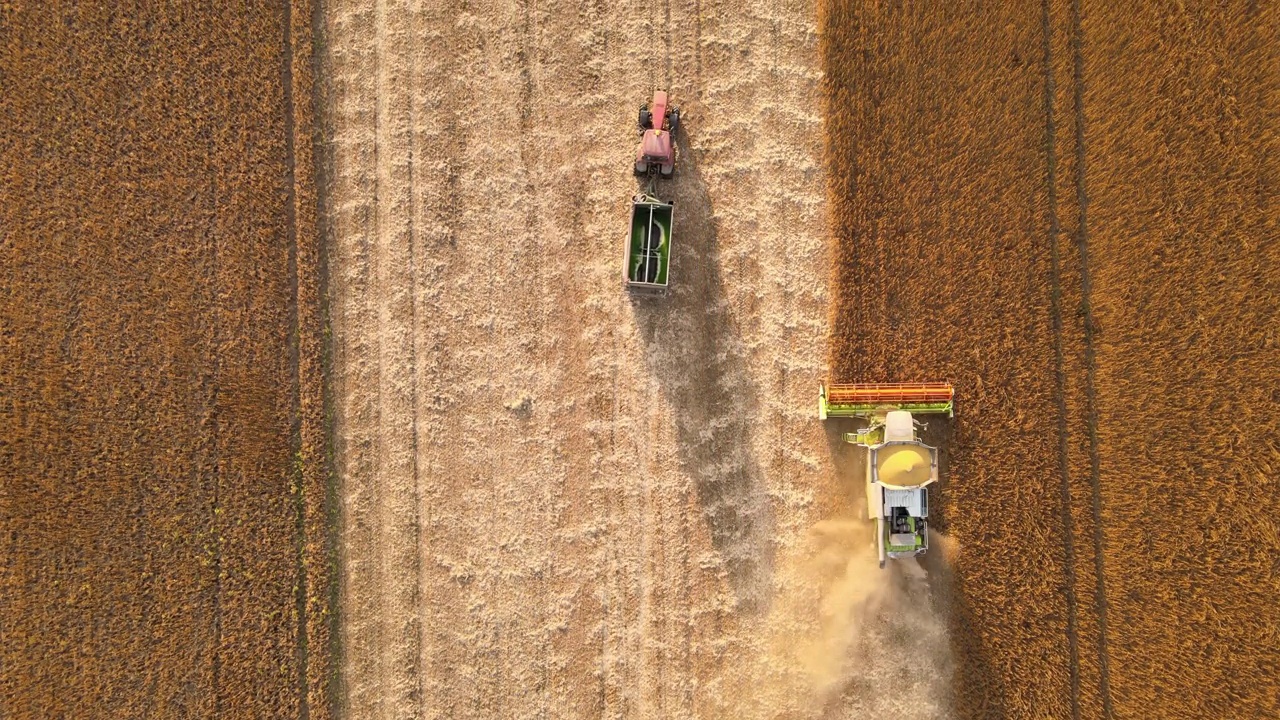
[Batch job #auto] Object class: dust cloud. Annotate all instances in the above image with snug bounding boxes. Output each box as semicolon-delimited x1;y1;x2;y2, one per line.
721;522;956;719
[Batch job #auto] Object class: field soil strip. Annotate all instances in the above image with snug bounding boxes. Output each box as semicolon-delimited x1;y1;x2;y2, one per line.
320;0;834;717
0;3;332;718
823;2;1079;717
1078;1;1280;715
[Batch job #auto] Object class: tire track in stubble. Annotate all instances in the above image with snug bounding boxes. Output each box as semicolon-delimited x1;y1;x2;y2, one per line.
407;0;466;714
1040;1;1084;716
404;0;424;714
663;0;673;87
613;3;662;714
1068;0;1114;714
512;0;552;714
621;5;661;710
371;3;397;713
371;0;424;716
639;7;678;717
515;4;532;711
668;1;698;714
324;2;383;717
522;0;558;712
638;4;682;712
544;0;615;714
691;0;711;700
369;0;390;713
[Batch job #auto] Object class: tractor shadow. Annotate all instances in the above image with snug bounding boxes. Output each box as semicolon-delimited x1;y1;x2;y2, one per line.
631;129;775;616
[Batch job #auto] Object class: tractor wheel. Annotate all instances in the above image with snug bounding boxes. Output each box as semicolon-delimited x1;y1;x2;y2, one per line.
638;106;652;130
667;107;680;134
659;162;674;178
634;160;649;176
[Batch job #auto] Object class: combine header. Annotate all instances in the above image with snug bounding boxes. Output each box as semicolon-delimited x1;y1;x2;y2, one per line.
624;90;680;294
819;381;955;568
819;382;954;419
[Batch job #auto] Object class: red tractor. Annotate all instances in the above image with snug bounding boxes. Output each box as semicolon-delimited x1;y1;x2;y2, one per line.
634;90;680;178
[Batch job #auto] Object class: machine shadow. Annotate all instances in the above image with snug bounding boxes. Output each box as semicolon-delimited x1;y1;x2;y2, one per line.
631;130;775;616
822;418;868;516
920;416;1007;719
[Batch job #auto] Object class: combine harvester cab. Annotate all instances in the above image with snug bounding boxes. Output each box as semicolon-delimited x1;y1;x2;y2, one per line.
624;194;674;294
819;382;954;568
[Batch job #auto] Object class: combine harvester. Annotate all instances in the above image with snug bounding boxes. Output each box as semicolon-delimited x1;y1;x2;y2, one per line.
624;90;680;294
819;382;955;568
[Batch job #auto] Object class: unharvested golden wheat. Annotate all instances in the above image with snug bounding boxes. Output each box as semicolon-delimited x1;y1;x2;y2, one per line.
0;3;332;717
823;0;1279;717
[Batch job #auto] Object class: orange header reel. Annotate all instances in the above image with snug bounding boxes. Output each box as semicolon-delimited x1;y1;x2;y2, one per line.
818;381;954;419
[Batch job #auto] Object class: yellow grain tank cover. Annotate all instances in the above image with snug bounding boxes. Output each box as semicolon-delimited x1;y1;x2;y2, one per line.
877;444;933;487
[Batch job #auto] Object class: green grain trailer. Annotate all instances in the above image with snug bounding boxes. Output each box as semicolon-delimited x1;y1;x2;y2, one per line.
624;193;673;294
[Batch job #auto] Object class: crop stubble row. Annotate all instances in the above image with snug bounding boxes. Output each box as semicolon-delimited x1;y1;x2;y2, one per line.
0;3;333;718
824;0;1278;717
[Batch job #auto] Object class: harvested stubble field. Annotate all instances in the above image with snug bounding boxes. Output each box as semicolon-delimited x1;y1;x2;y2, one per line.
0;3;333;718
825;0;1279;717
315;0;926;717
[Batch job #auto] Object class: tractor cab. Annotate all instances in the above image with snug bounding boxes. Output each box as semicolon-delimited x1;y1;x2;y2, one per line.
635;90;680;177
887;505;927;553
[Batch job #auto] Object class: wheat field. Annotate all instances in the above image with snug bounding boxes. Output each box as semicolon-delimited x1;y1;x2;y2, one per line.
824;1;1279;717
